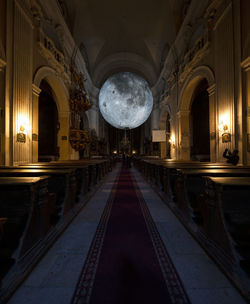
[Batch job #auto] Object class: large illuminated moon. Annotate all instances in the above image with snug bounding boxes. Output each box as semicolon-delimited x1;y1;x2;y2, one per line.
99;72;153;129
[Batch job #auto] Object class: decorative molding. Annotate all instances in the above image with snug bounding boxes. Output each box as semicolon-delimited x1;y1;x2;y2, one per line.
33;66;70;113
0;59;6;71
205;0;232;30
241;56;250;72
32;84;41;97
179;30;210;83
37;30;70;83
207;83;216;96
178;65;215;112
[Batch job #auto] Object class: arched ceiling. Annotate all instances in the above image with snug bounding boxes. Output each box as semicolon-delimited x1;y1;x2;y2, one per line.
61;0;189;87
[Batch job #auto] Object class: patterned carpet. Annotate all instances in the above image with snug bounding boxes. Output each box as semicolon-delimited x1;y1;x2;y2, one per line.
71;165;190;304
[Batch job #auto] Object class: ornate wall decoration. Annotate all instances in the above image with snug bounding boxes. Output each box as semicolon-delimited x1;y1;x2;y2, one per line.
37;30;70;83
69;63;91;151
179;29;210;83
69;129;89;151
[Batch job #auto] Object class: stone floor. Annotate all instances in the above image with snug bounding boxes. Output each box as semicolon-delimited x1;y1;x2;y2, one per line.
7;165;246;304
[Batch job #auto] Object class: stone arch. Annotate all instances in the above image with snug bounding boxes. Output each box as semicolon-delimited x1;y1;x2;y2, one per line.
178;65;216;160
33;66;70;160
33;66;69;112
92;52;157;88
160;105;171;130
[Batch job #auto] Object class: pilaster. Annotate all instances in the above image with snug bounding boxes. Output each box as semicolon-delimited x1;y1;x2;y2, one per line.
32;84;41;162
207;84;217;162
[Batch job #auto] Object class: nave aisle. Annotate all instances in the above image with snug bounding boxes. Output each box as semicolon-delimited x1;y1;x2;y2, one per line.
8;165;246;304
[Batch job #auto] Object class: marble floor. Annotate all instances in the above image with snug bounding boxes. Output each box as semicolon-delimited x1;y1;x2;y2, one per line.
7;165;246;304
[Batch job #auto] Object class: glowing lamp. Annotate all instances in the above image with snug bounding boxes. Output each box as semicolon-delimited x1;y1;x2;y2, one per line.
219;113;231;143
169;134;176;149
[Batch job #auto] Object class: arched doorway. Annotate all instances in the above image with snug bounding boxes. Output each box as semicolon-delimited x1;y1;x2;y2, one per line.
178;65;216;161
33;66;71;161
38;80;59;162
190;80;210;161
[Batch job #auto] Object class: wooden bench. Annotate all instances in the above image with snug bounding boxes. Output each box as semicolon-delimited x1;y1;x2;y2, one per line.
0;177;50;290
0;168;77;224
17;164;89;203
199;176;250;298
174;168;250;227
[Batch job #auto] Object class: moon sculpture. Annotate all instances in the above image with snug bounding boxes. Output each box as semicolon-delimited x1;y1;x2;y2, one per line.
99;72;153;129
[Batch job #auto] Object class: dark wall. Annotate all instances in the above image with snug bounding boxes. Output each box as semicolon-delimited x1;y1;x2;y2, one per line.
38;84;59;160
191;87;210;161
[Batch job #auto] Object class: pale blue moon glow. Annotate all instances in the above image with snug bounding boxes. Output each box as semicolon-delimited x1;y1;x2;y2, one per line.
99;72;153;129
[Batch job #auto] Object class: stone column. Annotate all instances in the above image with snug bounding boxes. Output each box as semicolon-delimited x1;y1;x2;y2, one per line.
207;84;217;162
58;111;70;160
0;63;6;164
88;104;99;136
151;105;160;131
177;110;190;160
160;140;166;159
32;84;41;162
241;57;250;164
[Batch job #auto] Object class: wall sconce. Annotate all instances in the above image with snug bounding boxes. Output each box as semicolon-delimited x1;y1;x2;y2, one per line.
219;114;231;143
16;115;31;143
221;126;231;143
132;150;136;155
169;134;176;149
17;125;26;143
113;150;117;154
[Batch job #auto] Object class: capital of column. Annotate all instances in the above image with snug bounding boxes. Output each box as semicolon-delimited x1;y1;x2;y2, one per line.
32;84;41;97
241;56;250;72
207;83;216;96
0;58;6;72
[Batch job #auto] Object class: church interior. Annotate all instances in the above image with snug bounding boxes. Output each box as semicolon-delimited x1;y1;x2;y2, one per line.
0;0;250;303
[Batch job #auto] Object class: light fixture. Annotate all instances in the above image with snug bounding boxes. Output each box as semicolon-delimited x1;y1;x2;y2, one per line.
16;115;30;143
132;150;136;155
17;125;26;143
113;150;117;154
169;134;176;149
219;113;231;143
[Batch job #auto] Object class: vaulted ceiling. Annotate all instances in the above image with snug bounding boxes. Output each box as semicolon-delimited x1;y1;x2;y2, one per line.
60;0;189;87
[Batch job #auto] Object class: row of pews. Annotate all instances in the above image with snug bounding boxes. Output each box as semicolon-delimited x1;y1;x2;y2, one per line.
0;159;114;303
134;158;250;302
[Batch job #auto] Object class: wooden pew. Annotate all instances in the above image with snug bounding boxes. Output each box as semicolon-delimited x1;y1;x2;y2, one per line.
142;160;235;200
51;159;110;186
134;158;250;300
0;168;77;224
0;160;112;302
0;176;50;300
199;176;250;298
174;168;250;227
17;164;89;203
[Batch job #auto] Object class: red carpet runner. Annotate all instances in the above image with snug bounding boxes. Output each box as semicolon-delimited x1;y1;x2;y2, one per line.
71;166;190;304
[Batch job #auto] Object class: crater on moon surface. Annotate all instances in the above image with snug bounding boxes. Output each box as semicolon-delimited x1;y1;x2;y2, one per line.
99;72;153;129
